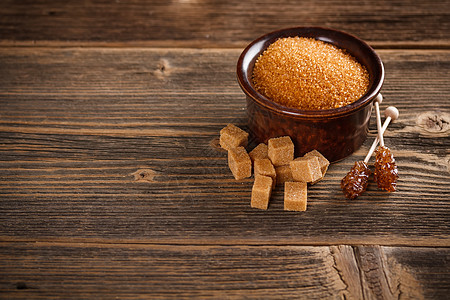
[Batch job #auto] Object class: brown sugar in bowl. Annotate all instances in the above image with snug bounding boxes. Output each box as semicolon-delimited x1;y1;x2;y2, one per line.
237;27;385;162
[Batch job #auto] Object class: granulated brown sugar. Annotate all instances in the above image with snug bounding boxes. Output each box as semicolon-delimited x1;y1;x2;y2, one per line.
252;37;369;110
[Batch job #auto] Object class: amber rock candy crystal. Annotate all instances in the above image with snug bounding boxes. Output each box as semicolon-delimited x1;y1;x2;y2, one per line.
341;161;371;199
374;146;398;192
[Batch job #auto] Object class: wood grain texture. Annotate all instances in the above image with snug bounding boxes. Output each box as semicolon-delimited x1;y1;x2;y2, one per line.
0;242;448;299
0;48;449;246
0;0;449;48
1;1;449;296
0;242;348;299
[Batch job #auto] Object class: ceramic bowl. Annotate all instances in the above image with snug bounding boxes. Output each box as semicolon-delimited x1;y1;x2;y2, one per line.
236;27;384;162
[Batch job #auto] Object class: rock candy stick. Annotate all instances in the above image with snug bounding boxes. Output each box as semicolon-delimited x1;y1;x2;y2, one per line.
341;95;398;199
373;97;399;192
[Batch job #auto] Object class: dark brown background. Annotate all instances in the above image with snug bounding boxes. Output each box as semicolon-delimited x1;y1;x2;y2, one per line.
1;0;449;298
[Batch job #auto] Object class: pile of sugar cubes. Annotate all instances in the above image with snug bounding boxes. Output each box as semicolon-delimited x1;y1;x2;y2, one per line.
220;124;329;211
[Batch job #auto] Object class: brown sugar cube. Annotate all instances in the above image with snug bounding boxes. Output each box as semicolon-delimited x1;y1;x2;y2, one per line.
249;143;268;162
251;175;273;210
290;156;322;183
303;149;330;176
220;124;249;151
254;158;276;189
268;136;294;166
275;165;294;185
284;181;307;211
228;146;252;180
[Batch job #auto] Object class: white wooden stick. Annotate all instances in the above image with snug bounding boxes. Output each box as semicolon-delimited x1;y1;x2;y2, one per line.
374;96;384;148
364;117;386;163
363;103;399;163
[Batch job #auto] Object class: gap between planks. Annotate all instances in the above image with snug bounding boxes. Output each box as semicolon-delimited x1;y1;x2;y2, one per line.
0;40;450;50
1;236;449;248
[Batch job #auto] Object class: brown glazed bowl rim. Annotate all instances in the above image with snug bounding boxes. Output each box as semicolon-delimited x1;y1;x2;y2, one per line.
237;26;385;119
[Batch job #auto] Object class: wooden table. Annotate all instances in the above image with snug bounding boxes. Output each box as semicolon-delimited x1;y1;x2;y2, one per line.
1;1;449;298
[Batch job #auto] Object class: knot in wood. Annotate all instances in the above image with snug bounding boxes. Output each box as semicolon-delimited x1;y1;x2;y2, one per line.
417;111;450;134
209;137;225;152
154;59;171;79
131;169;156;182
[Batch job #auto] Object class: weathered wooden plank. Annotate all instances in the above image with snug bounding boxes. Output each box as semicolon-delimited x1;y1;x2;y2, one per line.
0;242;347;299
0;48;448;106
0;48;449;246
0;48;448;163
0;48;448;161
354;246;450;300
0;0;449;47
0;242;447;299
381;246;450;299
0;0;447;296
0;154;448;247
